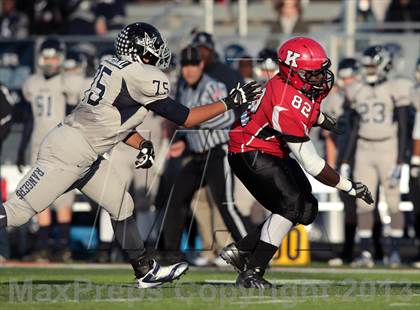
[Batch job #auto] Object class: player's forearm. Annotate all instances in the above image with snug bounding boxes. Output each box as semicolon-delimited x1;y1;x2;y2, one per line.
287;140;354;194
183;101;227;128
123;131;145;149
412;139;420;165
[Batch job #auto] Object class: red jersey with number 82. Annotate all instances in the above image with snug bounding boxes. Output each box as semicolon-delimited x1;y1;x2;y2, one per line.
229;74;321;158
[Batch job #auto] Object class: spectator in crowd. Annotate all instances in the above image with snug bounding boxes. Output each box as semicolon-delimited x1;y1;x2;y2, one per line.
267;0;309;49
65;0;126;35
357;0;391;23
162;45;249;262
21;0;65;35
0;0;28;38
0;83;13;264
385;0;420;32
191;32;244;91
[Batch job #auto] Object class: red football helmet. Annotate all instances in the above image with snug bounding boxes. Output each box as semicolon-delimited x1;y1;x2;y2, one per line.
278;37;334;100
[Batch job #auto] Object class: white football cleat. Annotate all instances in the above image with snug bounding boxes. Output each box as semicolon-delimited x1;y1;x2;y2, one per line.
136;259;189;288
351;251;375;268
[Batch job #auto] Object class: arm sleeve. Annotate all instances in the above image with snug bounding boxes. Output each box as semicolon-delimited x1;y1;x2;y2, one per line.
146;97;190;126
341;109;359;162
396;106;409;163
287;139;353;191
287;139;326;177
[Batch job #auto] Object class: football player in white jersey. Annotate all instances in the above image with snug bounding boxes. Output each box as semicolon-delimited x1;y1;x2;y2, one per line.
0;22;260;288
18;37;76;262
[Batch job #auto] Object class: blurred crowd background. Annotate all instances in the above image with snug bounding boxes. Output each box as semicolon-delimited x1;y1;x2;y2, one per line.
1;0;420;268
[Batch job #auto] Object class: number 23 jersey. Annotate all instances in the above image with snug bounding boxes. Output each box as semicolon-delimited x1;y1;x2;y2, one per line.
64;57;170;155
345;78;412;141
229;74;321;158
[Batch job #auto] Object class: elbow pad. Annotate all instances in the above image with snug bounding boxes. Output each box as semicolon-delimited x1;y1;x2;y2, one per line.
287;140;325;176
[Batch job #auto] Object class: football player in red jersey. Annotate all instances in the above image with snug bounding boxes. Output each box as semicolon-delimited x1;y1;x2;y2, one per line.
220;37;374;288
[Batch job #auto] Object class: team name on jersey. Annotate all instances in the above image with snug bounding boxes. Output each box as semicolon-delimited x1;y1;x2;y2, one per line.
16;167;45;200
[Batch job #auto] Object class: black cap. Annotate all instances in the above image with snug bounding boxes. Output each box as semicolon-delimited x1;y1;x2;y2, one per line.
192;32;215;50
180;45;201;66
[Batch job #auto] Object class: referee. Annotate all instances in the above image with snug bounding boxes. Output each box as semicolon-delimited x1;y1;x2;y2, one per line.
163;45;249;255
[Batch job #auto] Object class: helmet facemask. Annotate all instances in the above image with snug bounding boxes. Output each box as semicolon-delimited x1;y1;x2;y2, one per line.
280;58;334;100
39;49;64;77
361;48;391;84
297;59;334;99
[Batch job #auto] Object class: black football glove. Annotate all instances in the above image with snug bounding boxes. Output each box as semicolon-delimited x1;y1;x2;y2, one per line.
221;81;261;109
316;112;343;135
135;140;155;169
351;181;374;205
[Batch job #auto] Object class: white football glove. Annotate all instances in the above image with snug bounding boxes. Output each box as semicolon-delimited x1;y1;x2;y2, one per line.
135;140;155;169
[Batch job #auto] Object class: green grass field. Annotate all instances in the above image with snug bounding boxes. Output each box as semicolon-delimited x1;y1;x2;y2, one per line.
1;264;420;309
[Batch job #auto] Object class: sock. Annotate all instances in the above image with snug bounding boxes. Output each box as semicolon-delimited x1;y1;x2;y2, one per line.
36;226;50;251
111;215;149;277
372;221;384;260
130;253;152;278
236;229;262;252
390;237;401;254
247;214;293;273
58;223;71;250
341;224;356;261
359;237;371;253
0;202;6;228
111;215;146;261
248;240;278;273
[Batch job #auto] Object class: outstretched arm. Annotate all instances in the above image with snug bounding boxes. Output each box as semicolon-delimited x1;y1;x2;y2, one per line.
287;139;373;204
146;81;261;128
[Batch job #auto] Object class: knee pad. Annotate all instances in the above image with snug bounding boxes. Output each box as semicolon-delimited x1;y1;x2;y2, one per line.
3;197;36;227
297;195;319;225
110;192;134;221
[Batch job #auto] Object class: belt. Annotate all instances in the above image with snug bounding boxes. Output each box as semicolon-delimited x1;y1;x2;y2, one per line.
358;136;391;142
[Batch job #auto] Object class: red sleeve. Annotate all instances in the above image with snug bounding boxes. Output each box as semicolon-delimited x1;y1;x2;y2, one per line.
271;106;309;142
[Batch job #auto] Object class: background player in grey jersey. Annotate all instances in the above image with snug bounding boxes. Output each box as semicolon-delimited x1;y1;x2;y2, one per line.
342;45;412;268
63;49;92;113
0;22;260;288
410;58;420;268
18;37;76;262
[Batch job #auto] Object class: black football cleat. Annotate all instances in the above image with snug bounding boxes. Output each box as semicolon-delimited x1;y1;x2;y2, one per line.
219;242;250;273
236;267;272;289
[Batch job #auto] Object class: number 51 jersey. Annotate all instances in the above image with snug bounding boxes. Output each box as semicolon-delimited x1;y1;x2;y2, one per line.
229;74;321;158
64;57;169;155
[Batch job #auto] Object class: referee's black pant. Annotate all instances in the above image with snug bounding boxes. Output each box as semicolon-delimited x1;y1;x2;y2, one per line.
163;144;249;251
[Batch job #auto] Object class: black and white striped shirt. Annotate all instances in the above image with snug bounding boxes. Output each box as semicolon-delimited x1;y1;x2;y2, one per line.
178;73;234;153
